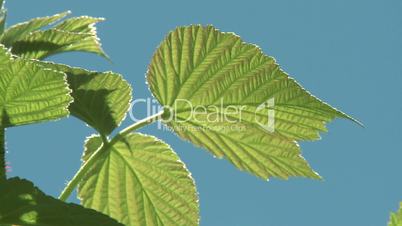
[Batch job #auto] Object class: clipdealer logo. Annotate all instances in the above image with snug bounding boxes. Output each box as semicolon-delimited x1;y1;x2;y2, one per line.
129;97;275;132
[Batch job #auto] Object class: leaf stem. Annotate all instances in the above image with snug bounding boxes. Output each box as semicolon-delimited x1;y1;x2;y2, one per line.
109;110;164;146
100;133;108;145
0;0;6;35
0;126;5;182
59;110;164;201
59;142;107;201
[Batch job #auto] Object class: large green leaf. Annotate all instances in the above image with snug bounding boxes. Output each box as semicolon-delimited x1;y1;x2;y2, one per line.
0;46;72;127
0;177;123;226
389;203;402;226
147;25;357;180
78;133;199;226
38;62;131;135
0;11;70;47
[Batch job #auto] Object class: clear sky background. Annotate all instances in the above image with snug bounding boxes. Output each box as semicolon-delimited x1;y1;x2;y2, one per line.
5;0;402;226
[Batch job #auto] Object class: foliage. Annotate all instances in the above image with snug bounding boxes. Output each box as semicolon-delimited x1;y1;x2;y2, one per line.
1;11;107;60
0;2;366;226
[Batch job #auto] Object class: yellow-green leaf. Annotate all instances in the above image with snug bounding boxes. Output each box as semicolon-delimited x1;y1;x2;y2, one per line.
0;45;72;127
147;25;358;180
0;11;70;47
11;29;105;60
78;133;199;226
54;16;104;33
2;11;107;60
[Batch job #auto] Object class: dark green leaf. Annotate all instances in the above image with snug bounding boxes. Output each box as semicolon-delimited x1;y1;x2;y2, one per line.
0;177;123;226
38;62;131;135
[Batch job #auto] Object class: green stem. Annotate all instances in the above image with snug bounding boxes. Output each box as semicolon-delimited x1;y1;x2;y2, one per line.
0;0;6;35
59;110;164;201
59;142;106;201
109;110;164;146
0;126;5;182
100;133;108;144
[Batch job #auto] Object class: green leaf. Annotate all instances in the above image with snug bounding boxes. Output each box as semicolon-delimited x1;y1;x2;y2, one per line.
389;203;402;226
54;16;104;33
11;28;106;60
0;11;70;47
0;45;72;127
2;11;108;60
38;62;131;135
147;25;358;180
78;133;199;226
0;177;123;226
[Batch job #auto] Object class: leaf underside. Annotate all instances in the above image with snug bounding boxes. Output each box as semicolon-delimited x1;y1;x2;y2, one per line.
147;25;355;180
78;133;199;226
0;45;72;127
0;177;123;226
389;203;402;226
38;62;132;135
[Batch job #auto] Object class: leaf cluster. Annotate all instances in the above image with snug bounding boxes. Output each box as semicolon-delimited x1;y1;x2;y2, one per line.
0;4;370;226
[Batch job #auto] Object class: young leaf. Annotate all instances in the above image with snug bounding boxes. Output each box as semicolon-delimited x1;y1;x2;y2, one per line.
11;29;105;60
38;62;131;135
1;11;107;60
147;25;357;180
0;46;72;127
0;11;70;47
389;203;402;226
78;133;199;226
0;177;123;226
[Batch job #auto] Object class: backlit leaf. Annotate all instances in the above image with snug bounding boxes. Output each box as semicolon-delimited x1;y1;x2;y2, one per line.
1;11;107;60
11;29;105;60
0;45;72;127
147;25;357;180
54;16;104;33
0;11;70;47
78;133;199;226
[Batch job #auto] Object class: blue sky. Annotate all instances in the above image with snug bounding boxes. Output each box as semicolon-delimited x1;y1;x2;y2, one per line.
5;0;402;225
